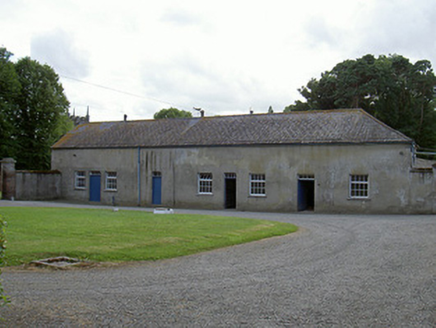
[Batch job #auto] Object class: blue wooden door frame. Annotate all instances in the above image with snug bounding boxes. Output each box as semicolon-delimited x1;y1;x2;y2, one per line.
152;176;162;205
89;174;101;202
297;180;306;211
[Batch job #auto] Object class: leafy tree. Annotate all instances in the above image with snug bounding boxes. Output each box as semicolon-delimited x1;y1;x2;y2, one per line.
284;100;310;112
154;107;192;119
284;54;436;148
0;48;73;170
268;106;274;114
13;57;72;169
0;48;21;160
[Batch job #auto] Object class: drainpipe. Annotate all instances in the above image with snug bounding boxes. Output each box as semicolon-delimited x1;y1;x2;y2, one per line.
137;147;141;206
411;142;416;167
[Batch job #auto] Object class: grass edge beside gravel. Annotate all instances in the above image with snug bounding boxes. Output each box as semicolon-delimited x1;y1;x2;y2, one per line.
0;207;298;266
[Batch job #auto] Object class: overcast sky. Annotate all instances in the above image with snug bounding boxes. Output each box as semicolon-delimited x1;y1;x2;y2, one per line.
1;0;435;122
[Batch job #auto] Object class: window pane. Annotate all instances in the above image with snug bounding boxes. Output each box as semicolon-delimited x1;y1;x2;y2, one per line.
75;171;86;189
350;175;369;198
198;173;213;194
106;172;117;190
250;173;266;196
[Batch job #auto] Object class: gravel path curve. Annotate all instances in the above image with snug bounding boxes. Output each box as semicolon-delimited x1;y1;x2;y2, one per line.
0;201;435;327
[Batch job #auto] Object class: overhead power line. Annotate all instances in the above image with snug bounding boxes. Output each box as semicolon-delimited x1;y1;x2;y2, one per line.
60;75;186;109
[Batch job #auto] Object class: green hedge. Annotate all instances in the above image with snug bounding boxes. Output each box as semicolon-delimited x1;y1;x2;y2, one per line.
0;215;8;306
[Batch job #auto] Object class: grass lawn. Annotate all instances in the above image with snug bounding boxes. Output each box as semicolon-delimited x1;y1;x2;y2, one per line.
0;207;297;266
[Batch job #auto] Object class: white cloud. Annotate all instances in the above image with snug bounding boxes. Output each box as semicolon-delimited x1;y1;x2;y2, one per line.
160;7;205;27
1;0;435;122
356;0;436;61
31;29;90;78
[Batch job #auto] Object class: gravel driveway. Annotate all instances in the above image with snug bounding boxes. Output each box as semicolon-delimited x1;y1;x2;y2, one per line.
0;202;435;327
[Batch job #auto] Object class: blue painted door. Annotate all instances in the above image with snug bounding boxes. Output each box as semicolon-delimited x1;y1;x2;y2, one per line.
89;174;101;202
152;176;162;205
297;180;306;211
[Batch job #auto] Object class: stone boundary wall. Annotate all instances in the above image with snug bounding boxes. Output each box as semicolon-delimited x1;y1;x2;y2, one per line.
15;170;61;200
1;158;62;201
0;158;16;200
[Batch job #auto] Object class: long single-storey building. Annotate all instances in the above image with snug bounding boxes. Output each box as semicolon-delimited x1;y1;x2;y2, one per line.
51;109;436;213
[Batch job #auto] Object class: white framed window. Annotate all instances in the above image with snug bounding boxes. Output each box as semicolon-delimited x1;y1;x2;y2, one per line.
198;173;213;194
349;175;369;199
250;173;266;196
75;171;86;189
105;172;117;191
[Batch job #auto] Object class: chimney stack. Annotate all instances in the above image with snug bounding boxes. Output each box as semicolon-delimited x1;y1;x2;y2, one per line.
124;114;127;122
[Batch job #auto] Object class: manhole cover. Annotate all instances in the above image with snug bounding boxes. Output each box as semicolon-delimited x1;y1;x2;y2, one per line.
29;256;87;269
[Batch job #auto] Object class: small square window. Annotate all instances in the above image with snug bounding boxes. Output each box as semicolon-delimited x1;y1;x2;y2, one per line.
250;173;266;196
349;175;369;199
198;173;213;194
75;171;86;189
105;172;117;191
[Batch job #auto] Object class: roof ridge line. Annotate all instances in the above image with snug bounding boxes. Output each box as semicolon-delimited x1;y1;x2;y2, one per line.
87;108;362;124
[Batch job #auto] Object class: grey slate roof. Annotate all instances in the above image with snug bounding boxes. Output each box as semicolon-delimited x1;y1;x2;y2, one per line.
52;109;412;149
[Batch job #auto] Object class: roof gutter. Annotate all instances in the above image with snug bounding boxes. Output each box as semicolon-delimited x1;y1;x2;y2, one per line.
51;140;413;151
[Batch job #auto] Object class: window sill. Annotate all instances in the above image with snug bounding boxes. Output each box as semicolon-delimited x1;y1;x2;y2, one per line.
347;197;371;201
249;195;267;198
197;193;213;196
104;189;117;192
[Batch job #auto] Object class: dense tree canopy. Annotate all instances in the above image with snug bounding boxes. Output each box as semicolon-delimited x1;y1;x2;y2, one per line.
153;107;193;119
284;54;436;148
0;48;20;159
0;48;73;169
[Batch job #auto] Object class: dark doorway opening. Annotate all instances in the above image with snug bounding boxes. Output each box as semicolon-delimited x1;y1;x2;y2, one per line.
298;178;315;211
225;173;236;209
